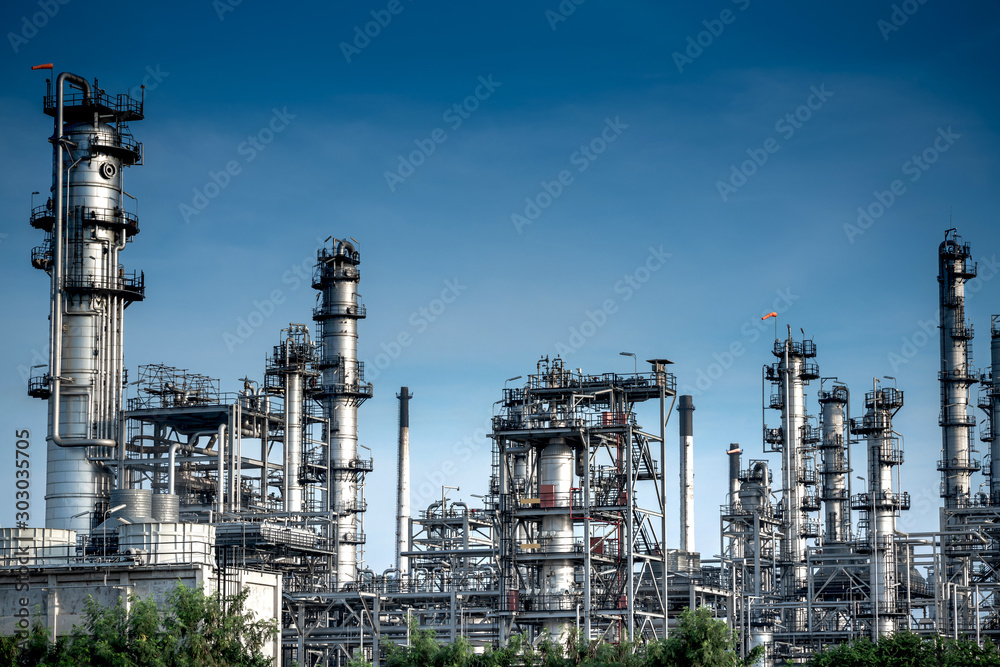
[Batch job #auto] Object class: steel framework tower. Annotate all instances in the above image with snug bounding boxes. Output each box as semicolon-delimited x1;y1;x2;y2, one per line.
27;73;145;536
312;239;373;586
492;356;676;642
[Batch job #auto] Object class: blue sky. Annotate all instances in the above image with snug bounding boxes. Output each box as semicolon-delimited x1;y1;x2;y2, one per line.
1;1;999;567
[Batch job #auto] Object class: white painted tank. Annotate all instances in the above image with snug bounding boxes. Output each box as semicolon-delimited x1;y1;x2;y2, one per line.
118;522;215;566
0;527;77;566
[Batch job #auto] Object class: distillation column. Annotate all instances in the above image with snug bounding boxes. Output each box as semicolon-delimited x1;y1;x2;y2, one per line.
728;445;741;514
537;363;576;638
983;317;1000;502
938;230;979;508
765;330;819;621
396;387;412;575
851;384;908;638
27;73;145;535
540;433;575;638
313;239;373;586
818;385;850;544
265;325;318;514
678;395;695;552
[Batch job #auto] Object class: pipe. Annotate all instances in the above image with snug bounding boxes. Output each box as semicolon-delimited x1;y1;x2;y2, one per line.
217;423;226;515
168;442;181;495
678;395;695;552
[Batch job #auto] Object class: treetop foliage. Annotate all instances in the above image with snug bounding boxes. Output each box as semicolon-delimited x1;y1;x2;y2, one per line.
0;582;277;667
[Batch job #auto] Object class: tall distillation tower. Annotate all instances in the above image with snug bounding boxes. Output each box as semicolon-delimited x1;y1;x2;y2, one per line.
980;317;1000;503
817;384;850;545
764;329;820;633
851;383;908;637
938;229;979;509
264;324;321;514
312;238;373;586
27;73;145;536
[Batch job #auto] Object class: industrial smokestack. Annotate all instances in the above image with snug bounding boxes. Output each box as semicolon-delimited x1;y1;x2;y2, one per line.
396;387;412;574
679;395;695;552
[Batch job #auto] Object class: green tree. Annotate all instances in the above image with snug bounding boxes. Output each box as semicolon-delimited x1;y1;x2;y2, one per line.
0;582;277;667
808;631;1000;667
646;607;763;667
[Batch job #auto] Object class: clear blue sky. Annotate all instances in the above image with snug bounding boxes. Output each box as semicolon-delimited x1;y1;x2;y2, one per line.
1;1;999;566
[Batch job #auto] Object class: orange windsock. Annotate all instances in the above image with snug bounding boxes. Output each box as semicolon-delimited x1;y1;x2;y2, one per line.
31;63;54;70
762;312;778;320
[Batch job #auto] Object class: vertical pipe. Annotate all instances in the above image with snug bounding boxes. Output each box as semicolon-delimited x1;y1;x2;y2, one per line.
583;431;592;641
678;395;695;552
396;387;412;574
659;383;668;638
217;423;226;516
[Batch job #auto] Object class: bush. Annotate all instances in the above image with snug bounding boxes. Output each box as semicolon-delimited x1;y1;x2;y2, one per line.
808;631;1000;667
0;582;277;667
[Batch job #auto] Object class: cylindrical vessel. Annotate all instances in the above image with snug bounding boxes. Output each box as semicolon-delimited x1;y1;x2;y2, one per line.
151;493;180;523
539;437;574;637
285;368;304;513
728;445;741;506
39;80;144;536
938;233;976;507
313;239;372;586
111;488;153;520
819;386;849;543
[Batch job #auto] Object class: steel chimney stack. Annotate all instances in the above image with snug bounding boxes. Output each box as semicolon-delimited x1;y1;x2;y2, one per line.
678;395;695;552
396;386;412;574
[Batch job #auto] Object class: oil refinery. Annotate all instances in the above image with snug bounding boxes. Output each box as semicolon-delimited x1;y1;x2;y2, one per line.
3;71;1000;667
